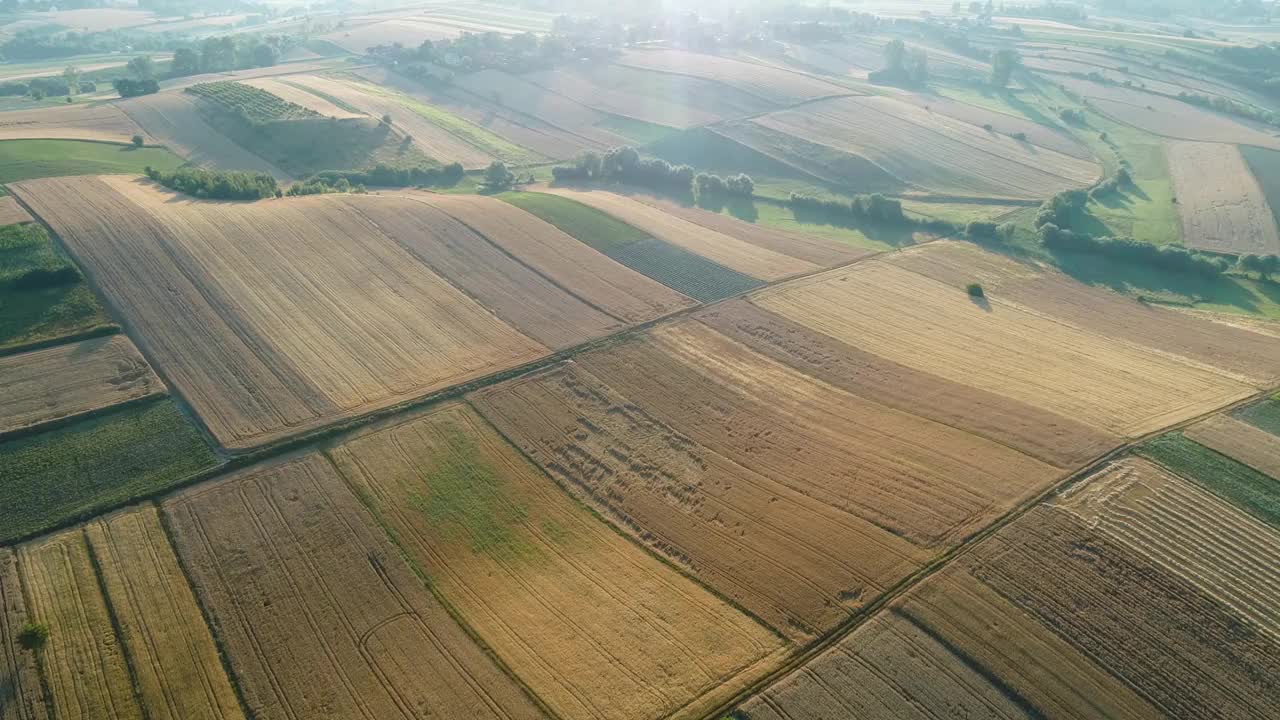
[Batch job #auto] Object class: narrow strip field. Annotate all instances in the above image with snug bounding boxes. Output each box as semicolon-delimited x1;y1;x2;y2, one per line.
0;104;146;144
540;188;820;281
1185;413;1280;480
0;549;47;720
1138;433;1280;529
1167;141;1280;255
330;404;787;720
13;176;556;450
164;454;547;720
0;335;163;437
413;192;696;324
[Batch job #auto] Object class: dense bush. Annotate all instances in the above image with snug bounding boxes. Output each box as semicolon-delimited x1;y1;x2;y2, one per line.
308;162;464;188
112;78;159;98
1238;253;1280;281
286;176;367;196
694;172;754;198
17;622;49;651
789;192;909;224
145;166;279;200
10;266;80;291
1034;189;1088;228
1040;223;1228;279
0;77;94;97
552;146;697;192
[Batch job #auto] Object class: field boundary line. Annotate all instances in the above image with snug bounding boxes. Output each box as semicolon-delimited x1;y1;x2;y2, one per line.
692;381;1280;720
0;390;170;445
79;523;153;718
0;323;121;360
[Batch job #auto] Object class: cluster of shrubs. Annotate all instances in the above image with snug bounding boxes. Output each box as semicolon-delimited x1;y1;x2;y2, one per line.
788;192;960;233
1089;167;1133;200
1238;254;1280;281
112;78;159;98
145;166;280;200
1040;223;1229;279
0;77;95;97
307;162;465;189
1034;189;1089;229
964;221;1016;242
286;177;367;196
552;146;696;190
693;172;754;198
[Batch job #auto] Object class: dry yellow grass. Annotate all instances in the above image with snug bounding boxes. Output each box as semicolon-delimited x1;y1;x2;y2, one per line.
541;188;819;280
0;104;146;143
755;255;1256;436
1167;141;1280;255
164;454;548;720
13;176;547;449
1185;414;1280;479
0;335;163;437
0;549;48;720
414;192;697;323
17;529;142;720
83;505;245;720
330;404;787;720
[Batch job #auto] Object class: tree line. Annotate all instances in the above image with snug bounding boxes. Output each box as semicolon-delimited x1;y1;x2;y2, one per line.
551;146;753;199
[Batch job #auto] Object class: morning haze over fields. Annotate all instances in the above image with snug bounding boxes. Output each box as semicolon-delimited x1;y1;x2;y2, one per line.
2;0;1280;718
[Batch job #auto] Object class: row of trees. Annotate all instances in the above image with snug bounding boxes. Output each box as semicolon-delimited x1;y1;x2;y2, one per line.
1040;223;1230;279
1238;254;1280;281
145;166;280;200
307;163;465;189
550;146;754;199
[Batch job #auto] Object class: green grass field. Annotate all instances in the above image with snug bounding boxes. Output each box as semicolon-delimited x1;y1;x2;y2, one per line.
0;399;219;543
499;190;762;301
1066;116;1181;245
1136;433;1280;530
0;222;114;352
1235;399;1280;437
0;138;184;185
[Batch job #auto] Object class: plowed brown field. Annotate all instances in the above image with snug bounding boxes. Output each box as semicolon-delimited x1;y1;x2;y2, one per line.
541;188;819;281
0;104;145;143
0;549;47;720
18;529;142;720
164;454;547;720
0;335;163;437
330;404;786;720
414;193;696;323
12;176;551;449
755;253;1256;437
1185;414;1280;479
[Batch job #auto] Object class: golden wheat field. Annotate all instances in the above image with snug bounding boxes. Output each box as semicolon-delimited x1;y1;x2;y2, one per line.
0;335;163;437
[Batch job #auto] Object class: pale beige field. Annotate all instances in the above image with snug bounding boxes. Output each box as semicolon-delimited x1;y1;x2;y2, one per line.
0;196;32;225
755;253;1257;437
1167;141;1280;255
13;176;548;449
18;529;142;720
450;70;629;148
753;95;1101;199
0;549;47;720
0;104;146;143
415;193;697;323
1185;413;1280;481
117;92;290;179
541;188;820;281
329;404;787;720
0;335;163;437
242;77;365;119
83;506;246;720
616;48;848;105
164;454;548;720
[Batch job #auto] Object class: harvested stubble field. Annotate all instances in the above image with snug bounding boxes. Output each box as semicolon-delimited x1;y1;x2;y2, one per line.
1138;433;1280;529
755;246;1264;438
452;70;629;148
540;188;819;281
117;92;290;179
1167;141;1280;255
165;454;545;720
13;505;246;720
524;64;773;129
713;120;907;193
241;77;365;119
1185;413;1280;480
500;191;764;303
752;96;1101;199
963;501;1280;718
14;176;598;450
472;316;1062;639
0;335;162;437
281;74;512;168
0;549;46;720
1056;76;1280;149
330;404;786;720
0;104;145;144
322;19;463;53
413;192;696;324
615;49;849;106
353;66;597;160
889;91;1094;160
0;196;32;225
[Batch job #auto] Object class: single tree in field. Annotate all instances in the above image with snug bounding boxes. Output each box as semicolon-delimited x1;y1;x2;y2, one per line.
131;134;144;148
127;55;155;81
883;39;907;74
991;49;1020;88
18;622;49;652
482;161;515;191
63;65;81;96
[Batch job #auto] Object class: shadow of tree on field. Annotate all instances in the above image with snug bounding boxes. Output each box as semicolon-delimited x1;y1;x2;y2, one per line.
1051;249;1264;314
